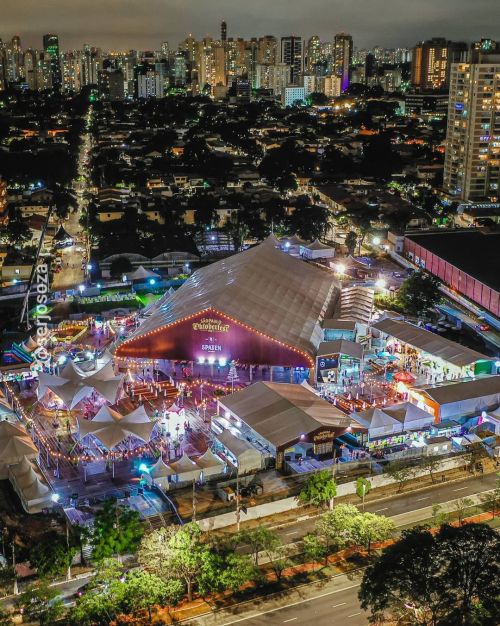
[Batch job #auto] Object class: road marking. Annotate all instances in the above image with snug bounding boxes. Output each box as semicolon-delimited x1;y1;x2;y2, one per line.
218;583;361;625
283;619;297;623
348;612;362;618
453;487;469;492
417;497;430;501
332;602;347;608
374;507;388;512
285;531;298;536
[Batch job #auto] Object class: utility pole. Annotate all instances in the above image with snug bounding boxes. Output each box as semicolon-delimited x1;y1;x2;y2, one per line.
235;468;241;531
192;479;197;522
12;543;18;596
66;520;72;581
330;445;337;511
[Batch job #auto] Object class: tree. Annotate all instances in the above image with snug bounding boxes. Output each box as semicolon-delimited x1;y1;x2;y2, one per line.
29;530;78;579
431;503;449;528
384;459;415;493
263;544;292;583
0;208;33;247
298;470;337;509
454;497;474;526
286;195;330;241
119;570;183;621
420;454;443;484
356;477;372;511
345;230;357;256
398;271;441;317
0;609;13;626
359;524;500;626
314;504;359;553
351;512;395;554
110;256;133;279
480;473;500;519
237;527;280;565
85;500;144;562
138;524;207;602
16;581;64;626
303;533;327;568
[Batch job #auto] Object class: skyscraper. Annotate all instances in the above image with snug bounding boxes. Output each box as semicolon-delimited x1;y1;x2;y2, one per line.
334;33;353;92
221;21;227;43
281;36;303;85
443;52;500;201
43;33;61;88
411;38;468;91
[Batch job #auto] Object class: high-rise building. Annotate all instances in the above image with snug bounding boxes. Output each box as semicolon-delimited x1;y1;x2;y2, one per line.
334;33;353;92
221;21;227;43
269;63;291;97
23;48;38;90
443;52;500;201
137;70;163;98
306;36;321;72
161;41;170;59
43;34;61;88
281;36;303;84
257;36;278;65
411;38;468;91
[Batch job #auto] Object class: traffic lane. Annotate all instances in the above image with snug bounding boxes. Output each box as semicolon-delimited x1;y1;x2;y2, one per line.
216;584;368;626
270;473;496;543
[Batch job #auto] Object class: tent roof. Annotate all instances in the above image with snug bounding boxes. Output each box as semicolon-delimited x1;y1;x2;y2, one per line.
353;401;434;429
129;265;160;281
317;339;363;360
0;435;38;463
353;407;403;430
372;319;490;367
0;420;27;439
217;430;256;457
304;239;334;251
77;405;155;449
149;456;175;477
53;224;72;241
195;448;225;469
117;238;339;358
414;376;500;405
219;382;351;449
170;452;199;474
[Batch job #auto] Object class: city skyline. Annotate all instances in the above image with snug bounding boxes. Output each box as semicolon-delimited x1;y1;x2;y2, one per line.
3;0;499;50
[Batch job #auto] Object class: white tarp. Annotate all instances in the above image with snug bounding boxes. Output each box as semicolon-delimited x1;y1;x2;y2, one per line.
77;405;156;450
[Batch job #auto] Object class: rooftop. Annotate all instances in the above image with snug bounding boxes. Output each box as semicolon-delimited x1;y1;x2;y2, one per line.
406;230;500;291
372;318;491;367
413;375;500;405
219;381;354;449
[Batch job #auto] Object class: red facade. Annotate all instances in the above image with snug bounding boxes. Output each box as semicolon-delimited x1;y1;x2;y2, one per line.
116;308;313;367
403;240;500;318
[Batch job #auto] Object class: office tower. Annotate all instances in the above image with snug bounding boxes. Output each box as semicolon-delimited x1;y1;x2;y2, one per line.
23;48;38;90
365;52;376;82
411;38;468;90
269;63;291;97
334;33;353;92
306;36;321;71
281;36;303;84
43;34;61;88
443;52;500;201
257;36;277;65
174;52;187;86
221;21;227;43
137;70;163;98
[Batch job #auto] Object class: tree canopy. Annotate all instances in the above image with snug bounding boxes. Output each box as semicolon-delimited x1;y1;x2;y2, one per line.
359;523;500;626
398;271;442;317
298;469;337;508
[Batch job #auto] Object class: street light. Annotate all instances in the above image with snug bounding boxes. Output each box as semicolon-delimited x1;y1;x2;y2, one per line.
375;278;387;289
78;284;85;294
149;278;156;286
372;236;381;246
335;263;346;274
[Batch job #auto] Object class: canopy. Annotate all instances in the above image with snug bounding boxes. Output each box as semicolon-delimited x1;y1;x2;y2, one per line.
149;456;175;478
393;371;416;383
353;401;434;436
128;266;160;281
0;421;38;478
38;359;123;409
77;405;156;450
170;452;200;482
8;458;52;513
196;448;225;477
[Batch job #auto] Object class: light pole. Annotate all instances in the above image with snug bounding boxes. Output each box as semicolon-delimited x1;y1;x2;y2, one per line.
330;445;337;511
66;520;72;581
12;543;18;596
235;468;241;531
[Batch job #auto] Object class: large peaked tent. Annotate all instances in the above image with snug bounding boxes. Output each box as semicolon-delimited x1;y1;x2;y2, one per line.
77;405;156;450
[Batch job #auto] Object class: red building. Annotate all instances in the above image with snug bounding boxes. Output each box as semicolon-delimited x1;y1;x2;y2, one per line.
403;231;500;318
115;239;340;375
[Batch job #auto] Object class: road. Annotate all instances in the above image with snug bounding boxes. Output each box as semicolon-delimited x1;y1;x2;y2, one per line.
266;470;498;546
52;107;93;292
189;573;367;626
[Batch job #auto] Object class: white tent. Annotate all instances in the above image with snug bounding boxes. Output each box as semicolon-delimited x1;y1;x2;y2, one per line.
300;239;336;260
170;452;201;483
78;405;156;450
8;458;52;514
143;456;175;489
38;359;123;409
128;266;160;282
0;421;38;479
352;402;435;438
195;448;226;478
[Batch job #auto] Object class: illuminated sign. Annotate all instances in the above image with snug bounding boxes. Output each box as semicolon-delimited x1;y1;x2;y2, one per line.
192;318;230;333
201;344;222;352
313;431;334;443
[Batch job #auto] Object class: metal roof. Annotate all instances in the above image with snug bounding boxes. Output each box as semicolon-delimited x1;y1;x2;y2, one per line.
414;376;500;405
317;340;364;359
120;239;339;357
372;318;490;367
219;382;353;449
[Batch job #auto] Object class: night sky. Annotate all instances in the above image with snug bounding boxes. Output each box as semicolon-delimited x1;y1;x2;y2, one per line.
2;0;499;50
